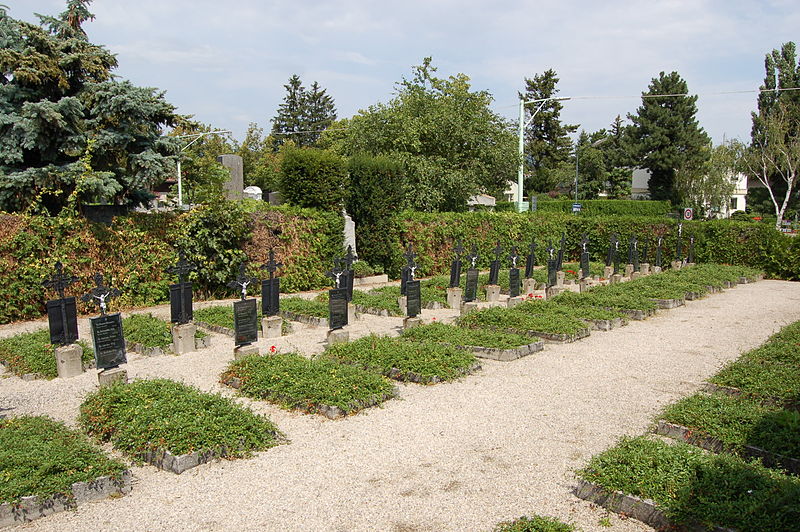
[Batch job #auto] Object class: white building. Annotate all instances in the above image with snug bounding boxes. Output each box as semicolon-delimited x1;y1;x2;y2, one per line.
630;168;747;218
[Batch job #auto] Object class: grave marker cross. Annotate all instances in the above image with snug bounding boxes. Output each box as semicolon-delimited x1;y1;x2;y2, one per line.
228;263;257;300
81;274;120;315
468;244;479;268
43;261;78;300
509;246;519;268
165;251;196;285
261;249;283;280
43;261;80;345
326;261;344;289
165;251;197;325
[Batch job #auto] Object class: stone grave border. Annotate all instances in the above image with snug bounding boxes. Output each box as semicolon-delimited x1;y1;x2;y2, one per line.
654;420;800;475
572;478;735;532
461;340;544;362
222;375;397;420
384;361;482;384
700;383;799;411
125;336;210;357
0;471;132;527
136;444;253;475
352;274;389;287
0;358;94;381
277;310;328;328
650;297;685;309
581;317;626;331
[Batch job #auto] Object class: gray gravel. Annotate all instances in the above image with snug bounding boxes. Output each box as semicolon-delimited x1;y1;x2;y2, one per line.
2;280;799;531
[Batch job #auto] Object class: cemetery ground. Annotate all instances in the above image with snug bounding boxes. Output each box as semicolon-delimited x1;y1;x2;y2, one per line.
0;277;799;531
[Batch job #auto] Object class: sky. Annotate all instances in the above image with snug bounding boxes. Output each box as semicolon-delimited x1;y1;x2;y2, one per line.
9;0;800;145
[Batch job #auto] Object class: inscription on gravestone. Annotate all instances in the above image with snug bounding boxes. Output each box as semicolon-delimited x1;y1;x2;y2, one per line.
463;245;479;303
260;249;282;317
233;299;258;346
329;288;349;330
525;238;537;279
687;235;696;263
43;261;79;345
82;274;125;369
449;240;464;288
406;280;421;317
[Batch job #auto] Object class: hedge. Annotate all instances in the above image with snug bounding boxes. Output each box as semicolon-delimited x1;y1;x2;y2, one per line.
534;199;673;216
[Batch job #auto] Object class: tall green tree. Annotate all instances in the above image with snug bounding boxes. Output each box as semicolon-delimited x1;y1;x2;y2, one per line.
675;141;739;219
0;1;179;214
628;71;710;204
270;75;337;149
520;69;577;194
169;121;237;204
744;42;800;228
574;131;607;200
325;58;518;212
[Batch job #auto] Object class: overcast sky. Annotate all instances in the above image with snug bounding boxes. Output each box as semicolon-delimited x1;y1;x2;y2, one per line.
9;0;800;145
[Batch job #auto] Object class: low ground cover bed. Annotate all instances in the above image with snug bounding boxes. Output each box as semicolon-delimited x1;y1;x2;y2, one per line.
401;322;536;349
194;305;263;329
494;514;576;531
79;379;282;459
280;297;328;318
458;307;589;336
660;392;800;460
122;313;206;349
552;288;658;313
221;353;396;416
516;299;625;322
578;436;800;531
322;335;477;383
0;416;127;504
0;329;91;378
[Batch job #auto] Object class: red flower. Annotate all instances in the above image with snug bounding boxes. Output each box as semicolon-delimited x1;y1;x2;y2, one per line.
269;345;277;353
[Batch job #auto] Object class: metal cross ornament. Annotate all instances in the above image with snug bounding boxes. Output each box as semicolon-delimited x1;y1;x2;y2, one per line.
228;263;257;300
509;246;519;268
547;241;555;260
43;261;79;300
165;251;197;284
261;249;283;280
81;274;120;315
529;238;537;256
581;234;589;253
326;260;344;289
493;242;503;261
342;245;357;270
454;239;465;260
468;244;479;268
404;244;418;279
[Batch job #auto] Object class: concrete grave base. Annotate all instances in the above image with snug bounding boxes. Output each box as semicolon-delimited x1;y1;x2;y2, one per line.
652;266;662;274
262;315;282;339
485;285;501;303
545;286;565;298
348;303;356;324
172;323;197;354
466;340;544;362
573;479;671;531
624;264;634;277
403;317;422;330
446;287;462;309
506;296;524;308
98;367;127;387
556;271;565;286
326;328;349;346
631;272;642;280
671;260;682;270
55;344;83;379
0;472;132;527
233;344;259;360
610;274;623;284
522;278;537;296
603;266;613;279
397;296;407;315
640;263;651;275
460;302;479;316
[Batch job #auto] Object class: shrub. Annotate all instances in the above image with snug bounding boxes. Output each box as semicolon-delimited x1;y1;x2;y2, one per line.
534;199;672;216
279;147;347;211
0;329;92;378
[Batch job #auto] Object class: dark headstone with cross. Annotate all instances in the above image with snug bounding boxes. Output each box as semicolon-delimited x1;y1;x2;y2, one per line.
508;246;521;298
488;242;502;285
687;235;696;263
449;240;464;288
525;238;537;279
556;233;567;272
260;249;282;317
463;245;479;302
165;252;196;325
43;261;79;346
606;234;620;274
628;235;640;271
340;245;357;301
676;222;684;262
403;244;421;317
326;261;348;330
400;244;417;296
641;241;649;264
655;236;664;267
579;234;591;279
82;274;126;370
228;263;259;347
546;241;557;287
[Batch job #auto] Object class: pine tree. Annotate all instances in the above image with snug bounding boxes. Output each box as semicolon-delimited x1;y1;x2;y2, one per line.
270;76;337;149
628;71;710;203
0;1;178;214
520;69;577;193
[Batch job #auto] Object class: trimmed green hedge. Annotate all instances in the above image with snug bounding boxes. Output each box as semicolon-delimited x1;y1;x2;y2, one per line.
535;199;672;216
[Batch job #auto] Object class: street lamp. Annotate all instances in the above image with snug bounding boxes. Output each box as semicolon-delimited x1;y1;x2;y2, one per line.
517;96;571;212
174;130;231;208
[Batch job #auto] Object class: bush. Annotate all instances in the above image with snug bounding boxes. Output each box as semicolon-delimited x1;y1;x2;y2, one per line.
0;329;92;378
279;147;347;211
535;198;672;216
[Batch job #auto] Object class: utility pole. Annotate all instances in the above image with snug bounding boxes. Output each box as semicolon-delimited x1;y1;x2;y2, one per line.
174;130;231;208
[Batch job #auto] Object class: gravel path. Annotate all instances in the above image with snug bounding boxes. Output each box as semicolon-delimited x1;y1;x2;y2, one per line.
2;280;799;531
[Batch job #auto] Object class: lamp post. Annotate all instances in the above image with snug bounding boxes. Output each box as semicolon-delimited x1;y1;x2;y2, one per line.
175;130;231;208
517;96;570;212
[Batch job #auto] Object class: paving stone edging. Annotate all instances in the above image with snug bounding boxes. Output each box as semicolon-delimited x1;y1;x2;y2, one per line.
651;298;685;309
462;340;544;361
383;361;482;384
137;445;243;475
125;336;210;357
222;376;397;419
582;317;625;331
573;478;735;532
277;310;328;328
0;471;132;527
654;420;800;475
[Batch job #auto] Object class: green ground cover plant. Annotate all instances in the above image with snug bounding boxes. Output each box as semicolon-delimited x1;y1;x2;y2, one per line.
122;313;206;349
661;392;800;459
457;307;588;335
280;297;329;318
321;335;477;383
578;436;800;531
494;514;577;532
0;416;127;504
194;305;265;329
515;299;625;321
551;288;658;313
221;353;396;414
79;379;282;458
0;329;91;378
401;322;536;349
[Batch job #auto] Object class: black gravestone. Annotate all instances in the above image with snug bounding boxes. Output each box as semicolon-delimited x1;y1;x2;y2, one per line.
525;239;537;279
90;313;126;370
449;240;464;288
261;278;280;317
547;259;558;287
509;268;521;298
556;233;566;271
464;268;479;302
406;280;421;317
233;298;259;346
46;297;78;345
489;242;502;285
329;287;349;330
400;266;410;296
655;237;663;268
579;234;590;280
687;235;696;263
169;283;193;324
